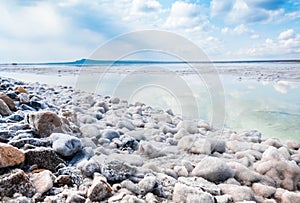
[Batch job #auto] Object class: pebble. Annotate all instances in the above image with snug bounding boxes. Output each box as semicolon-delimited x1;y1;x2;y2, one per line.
30;170;54;194
0;143;25;168
191;156;234;183
50;133;82;157
87;173;112;201
0;99;12;116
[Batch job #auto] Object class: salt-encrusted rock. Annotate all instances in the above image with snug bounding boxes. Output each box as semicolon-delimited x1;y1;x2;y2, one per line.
215;194;234;203
209;138;226;153
173;183;215;203
219;184;255;202
226;140;253;153
30;170;54;194
18;93;30;104
25;147;65;171
87;173;112;201
77;114;97;124
66;192;86;203
26;111;68;138
178;177;221;195
80;124;101;138
117;119;136;130
253;146;300;190
233;130;262;143
174;128;189;140
281;191;300;203
0;99;12;116
119;134;139;150
138;176;157;195
101;129;120;140
192;156;234;183
285;140;300;150
50;133;82;157
0;169;35;198
177;120;198;134
100;160;136;182
9;137;51;148
121;179;140;194
252;183;276;198
228;161;274;186
0;143;25;168
0;93;16;111
181;159;194;173
57;166;82;186
178;135;212;154
81;159;101;178
138;141;166;158
263;138;283;148
174;165;188;177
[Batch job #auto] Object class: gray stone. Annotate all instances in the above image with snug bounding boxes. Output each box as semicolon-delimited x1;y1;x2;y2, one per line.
117;119;136;130
9;138;51;149
252;183;276;198
101;129;120;140
178;135;212;154
177;120;198;134
178;176;221;195
100;160;136;182
50;133;82;157
192;156;234;183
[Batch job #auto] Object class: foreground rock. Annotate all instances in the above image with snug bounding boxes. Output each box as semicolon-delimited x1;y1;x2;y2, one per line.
0;143;25;168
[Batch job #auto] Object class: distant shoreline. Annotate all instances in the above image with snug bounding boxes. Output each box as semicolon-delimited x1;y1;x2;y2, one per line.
1;58;300;66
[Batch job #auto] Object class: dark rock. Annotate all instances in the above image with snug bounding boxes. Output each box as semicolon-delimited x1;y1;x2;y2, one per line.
0;169;35;198
100;160;137;182
25;147;65;171
9;137;51;149
20;104;36;111
57;166;82;186
119;134;139;150
69;147;94;166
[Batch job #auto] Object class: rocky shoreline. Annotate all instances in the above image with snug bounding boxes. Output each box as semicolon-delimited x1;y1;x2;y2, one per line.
0;76;300;203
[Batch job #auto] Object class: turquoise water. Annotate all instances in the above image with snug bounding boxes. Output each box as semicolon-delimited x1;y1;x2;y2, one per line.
1;63;300;141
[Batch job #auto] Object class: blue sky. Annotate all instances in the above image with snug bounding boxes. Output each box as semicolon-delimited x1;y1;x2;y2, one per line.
0;0;300;62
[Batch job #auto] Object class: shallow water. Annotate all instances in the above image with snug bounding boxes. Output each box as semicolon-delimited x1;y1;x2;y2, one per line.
1;63;300;141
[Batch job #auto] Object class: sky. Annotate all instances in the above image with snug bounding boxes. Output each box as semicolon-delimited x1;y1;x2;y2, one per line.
0;0;300;62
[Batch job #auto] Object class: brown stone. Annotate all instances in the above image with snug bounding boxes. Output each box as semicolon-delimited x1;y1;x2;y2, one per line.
0;93;16;111
88;174;112;201
27;111;67;138
0;99;12;116
0;169;35;197
14;86;28;94
0;143;25;168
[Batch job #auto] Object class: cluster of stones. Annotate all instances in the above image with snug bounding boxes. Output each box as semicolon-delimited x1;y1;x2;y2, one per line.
0;77;299;203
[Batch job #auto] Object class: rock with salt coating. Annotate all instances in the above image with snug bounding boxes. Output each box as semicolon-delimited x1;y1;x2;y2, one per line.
0;93;16;111
172;183;215;203
178;135;211;154
87;174;112;202
219;184;255;202
30;170;54;194
177;120;198;134
192;156;234;183
26;111;68;138
0;143;25;168
0;99;12;116
0;169;35;197
252;183;276;198
281;191;300;203
50;133;82;157
253;146;300;191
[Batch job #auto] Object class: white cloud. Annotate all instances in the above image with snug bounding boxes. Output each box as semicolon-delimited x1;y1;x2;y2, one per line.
221;24;254;35
131;0;161;14
164;1;211;31
278;29;295;40
211;0;286;24
238;29;300;58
